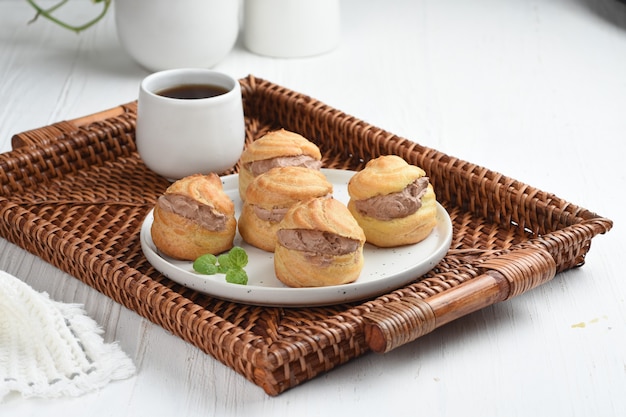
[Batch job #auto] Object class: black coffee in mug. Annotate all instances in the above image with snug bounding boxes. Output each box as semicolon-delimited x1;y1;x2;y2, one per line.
157;84;229;99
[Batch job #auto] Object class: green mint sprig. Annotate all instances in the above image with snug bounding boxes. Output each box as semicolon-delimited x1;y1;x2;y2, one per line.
193;246;249;285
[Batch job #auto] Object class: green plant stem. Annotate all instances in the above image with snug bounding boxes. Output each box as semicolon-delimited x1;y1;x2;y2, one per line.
27;0;111;34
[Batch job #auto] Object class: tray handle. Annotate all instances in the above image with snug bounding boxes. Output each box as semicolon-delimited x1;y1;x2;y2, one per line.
363;247;557;353
11;102;137;149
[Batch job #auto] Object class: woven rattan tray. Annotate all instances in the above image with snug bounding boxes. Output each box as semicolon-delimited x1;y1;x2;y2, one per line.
0;75;612;395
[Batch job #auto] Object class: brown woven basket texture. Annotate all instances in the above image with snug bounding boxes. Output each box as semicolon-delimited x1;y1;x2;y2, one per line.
0;75;612;395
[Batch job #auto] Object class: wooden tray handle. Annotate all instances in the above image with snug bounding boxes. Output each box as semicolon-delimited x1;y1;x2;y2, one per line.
11;102;137;150
68;101;137;128
363;247;557;353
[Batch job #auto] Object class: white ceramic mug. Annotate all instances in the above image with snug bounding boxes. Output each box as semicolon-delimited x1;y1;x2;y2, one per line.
136;69;245;180
115;0;239;71
243;0;340;58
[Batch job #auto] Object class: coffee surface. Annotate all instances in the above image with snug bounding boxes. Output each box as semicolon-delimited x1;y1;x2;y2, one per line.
157;84;229;99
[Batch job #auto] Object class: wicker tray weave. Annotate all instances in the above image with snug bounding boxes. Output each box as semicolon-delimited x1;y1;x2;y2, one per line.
0;75;612;395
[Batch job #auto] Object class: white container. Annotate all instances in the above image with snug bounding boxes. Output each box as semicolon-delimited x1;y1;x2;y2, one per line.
135;69;245;180
243;0;340;58
115;0;239;71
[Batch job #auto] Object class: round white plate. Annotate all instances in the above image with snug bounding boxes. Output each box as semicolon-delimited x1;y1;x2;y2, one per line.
140;169;453;307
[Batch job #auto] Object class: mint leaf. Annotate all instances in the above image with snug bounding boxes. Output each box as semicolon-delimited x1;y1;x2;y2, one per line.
193;247;249;285
228;246;248;268
192;254;218;275
217;253;233;269
225;268;248;285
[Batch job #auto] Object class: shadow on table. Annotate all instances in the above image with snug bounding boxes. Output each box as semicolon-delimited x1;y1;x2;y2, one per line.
579;0;626;30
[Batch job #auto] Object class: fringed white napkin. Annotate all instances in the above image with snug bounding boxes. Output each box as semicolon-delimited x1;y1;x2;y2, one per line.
0;270;135;401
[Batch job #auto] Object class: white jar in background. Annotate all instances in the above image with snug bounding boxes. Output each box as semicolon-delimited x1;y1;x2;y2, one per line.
243;0;340;58
115;0;239;71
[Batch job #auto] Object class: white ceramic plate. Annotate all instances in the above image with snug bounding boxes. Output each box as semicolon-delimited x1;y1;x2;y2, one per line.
140;169;453;307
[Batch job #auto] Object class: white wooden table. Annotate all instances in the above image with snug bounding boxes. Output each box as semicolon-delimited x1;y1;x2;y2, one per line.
1;0;625;415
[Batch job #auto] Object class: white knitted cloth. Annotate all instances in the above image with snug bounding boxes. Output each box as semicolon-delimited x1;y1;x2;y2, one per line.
0;270;135;401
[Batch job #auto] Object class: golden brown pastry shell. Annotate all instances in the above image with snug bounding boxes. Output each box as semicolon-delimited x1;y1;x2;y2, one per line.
238;129;322;200
273;197;365;288
150;173;236;260
165;173;234;215
238;167;333;252
151;205;236;260
279;197;365;241
274;245;364;287
245;166;332;207
348;184;438;247
240;129;322;165
237;203;278;252
348;154;426;200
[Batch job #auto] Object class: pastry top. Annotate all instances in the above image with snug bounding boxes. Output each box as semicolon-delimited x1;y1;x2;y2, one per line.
159;173;234;218
244;166;333;208
240;129;322;167
347;155;427;200
279;197;365;243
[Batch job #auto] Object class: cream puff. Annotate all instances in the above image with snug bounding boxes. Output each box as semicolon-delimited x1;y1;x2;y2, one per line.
274;197;366;288
238;166;333;252
238;129;322;200
347;155;437;247
151;173;237;260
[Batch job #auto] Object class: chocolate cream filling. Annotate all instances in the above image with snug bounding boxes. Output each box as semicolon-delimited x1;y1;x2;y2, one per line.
252;194;332;223
247;155;322;177
354;177;430;221
277;229;360;258
157;194;227;231
253;205;290;223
